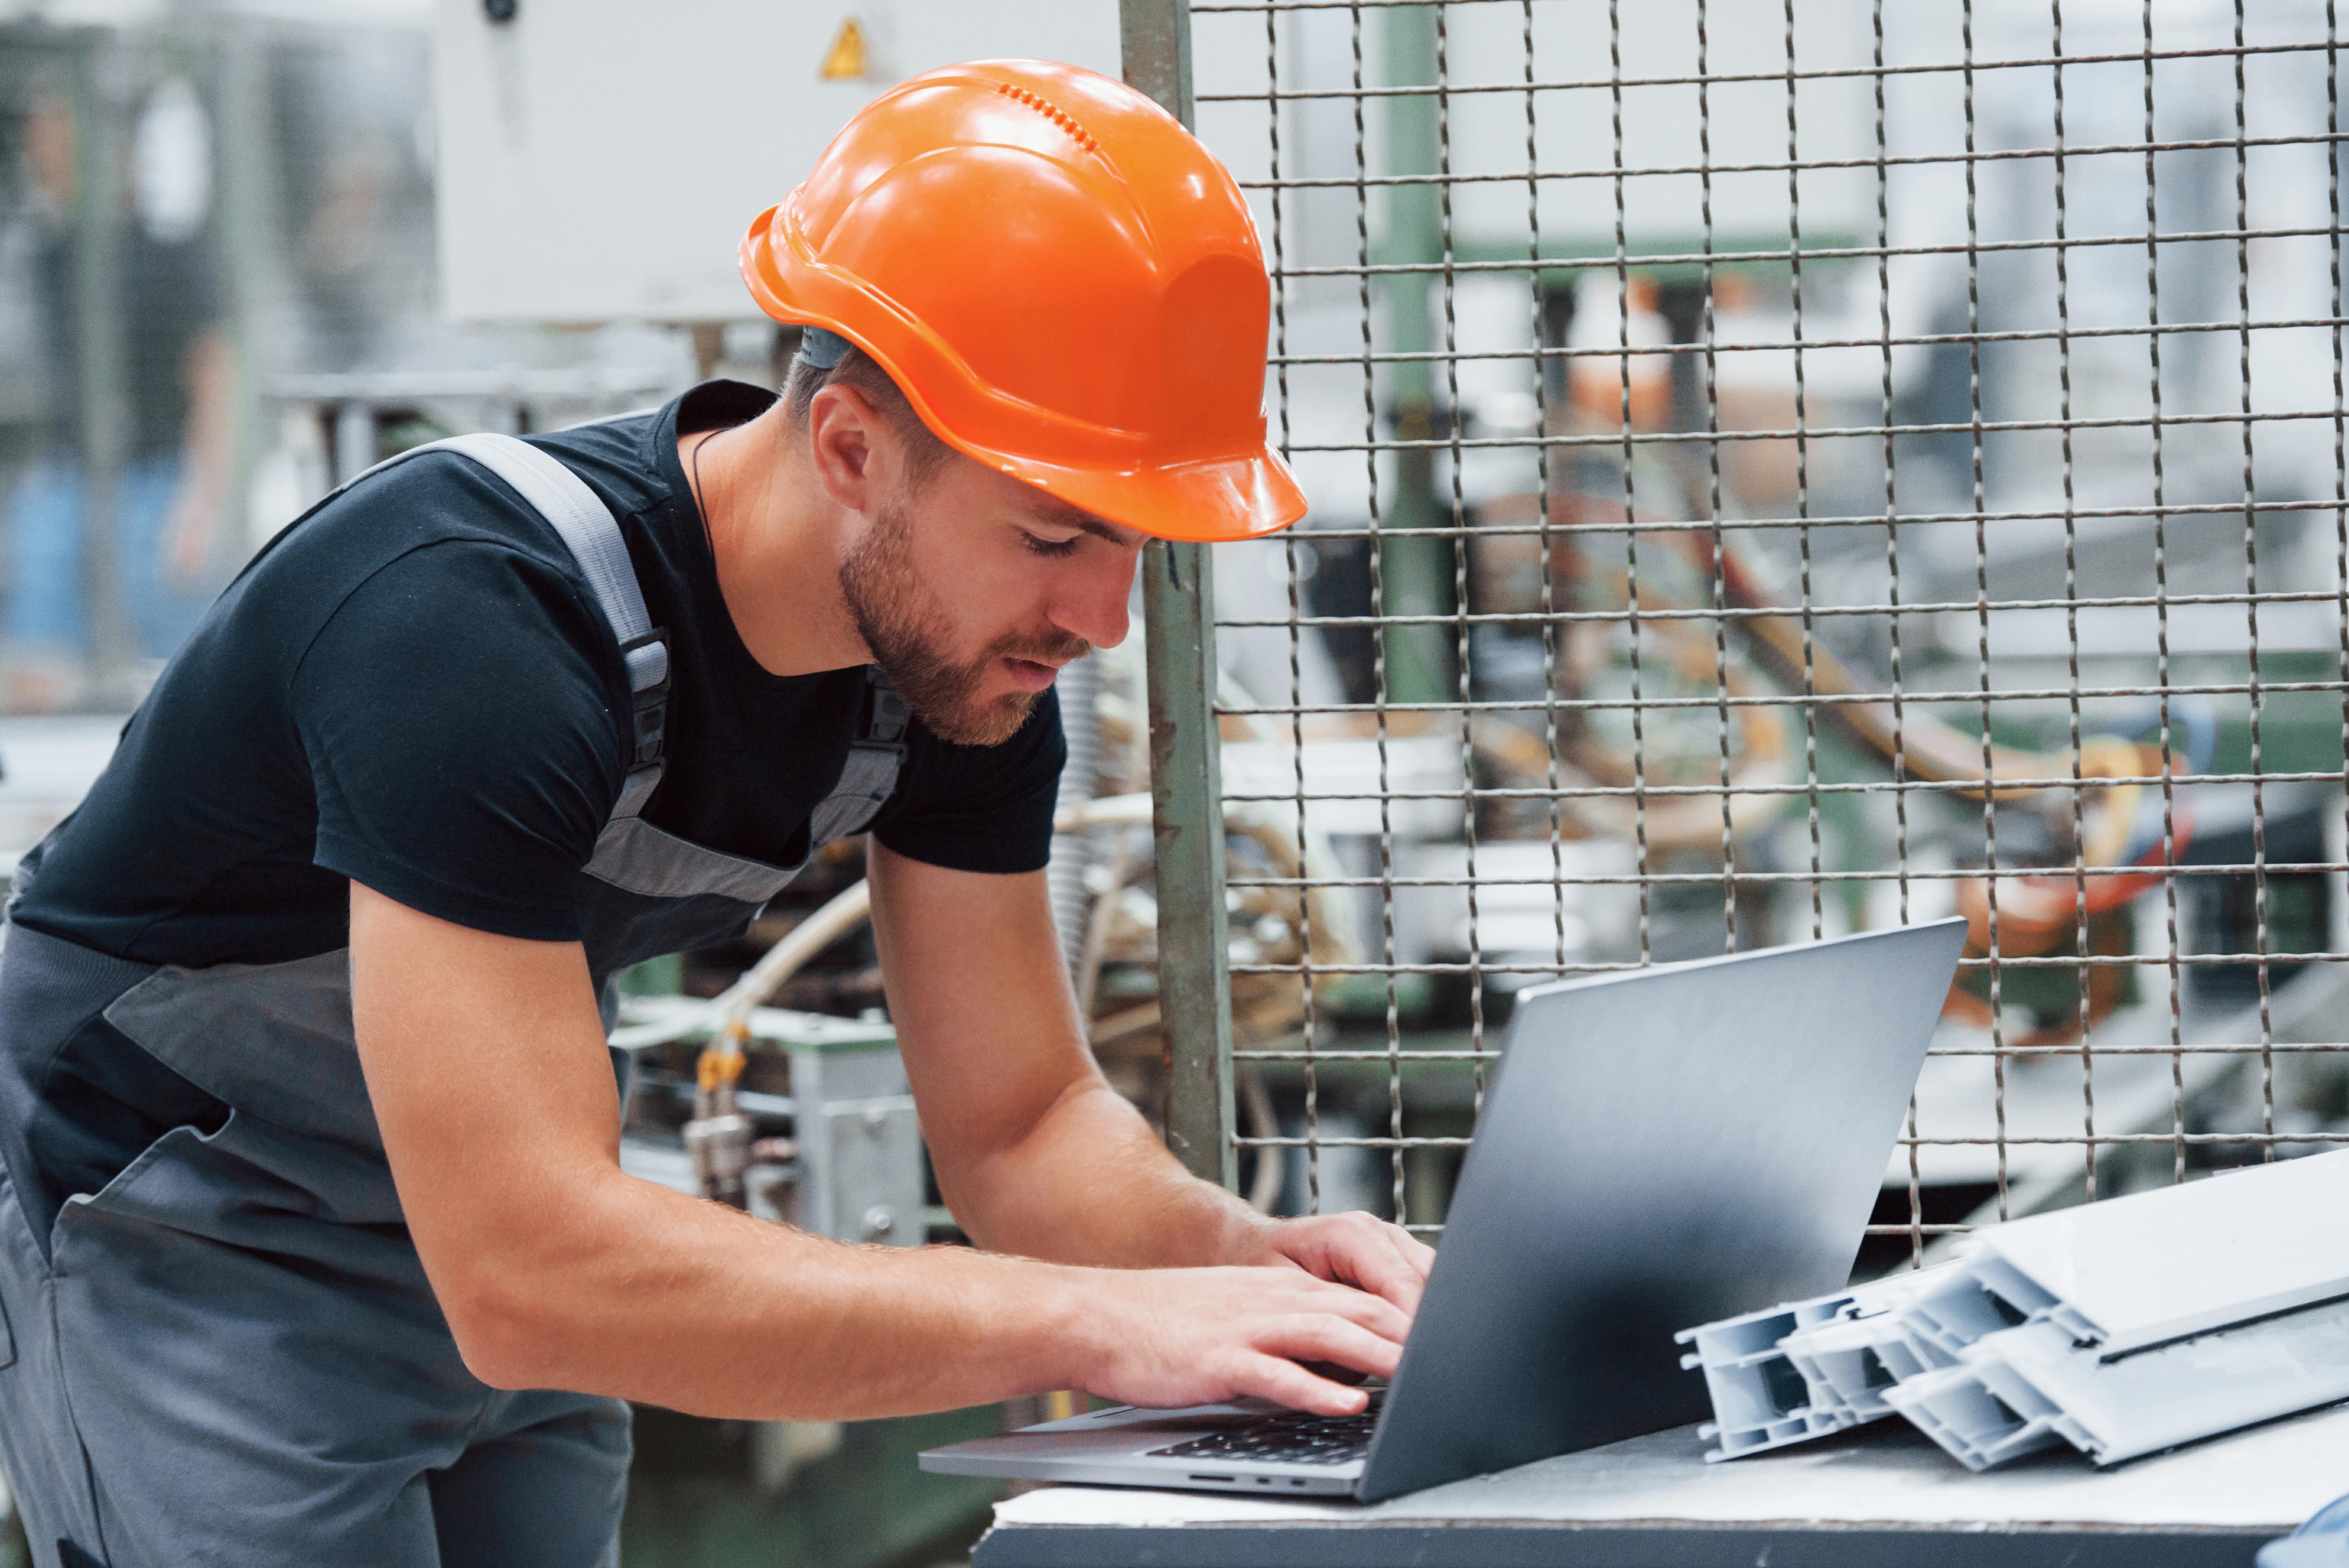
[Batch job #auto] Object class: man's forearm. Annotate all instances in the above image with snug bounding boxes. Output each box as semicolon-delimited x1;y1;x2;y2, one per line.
944;1077;1273;1270
451;1155;1410;1422
452;1160;1108;1420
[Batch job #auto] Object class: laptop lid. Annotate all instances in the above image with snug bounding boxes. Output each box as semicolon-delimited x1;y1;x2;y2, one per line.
1353;918;1966;1501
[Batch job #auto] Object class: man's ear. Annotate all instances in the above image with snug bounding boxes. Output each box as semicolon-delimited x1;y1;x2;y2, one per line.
806;383;881;511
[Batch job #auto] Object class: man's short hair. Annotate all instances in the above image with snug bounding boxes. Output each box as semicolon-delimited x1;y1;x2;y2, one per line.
783;340;956;485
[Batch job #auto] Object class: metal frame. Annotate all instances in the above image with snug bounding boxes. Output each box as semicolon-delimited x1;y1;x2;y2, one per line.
1125;0;1244;1192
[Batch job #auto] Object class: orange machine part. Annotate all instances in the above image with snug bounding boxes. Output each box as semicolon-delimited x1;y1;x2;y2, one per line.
740;59;1308;544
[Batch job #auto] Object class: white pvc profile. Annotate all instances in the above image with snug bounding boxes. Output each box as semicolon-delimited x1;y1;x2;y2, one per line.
1676;1272;1931;1461
1886;1292;2349;1471
1679;1150;2349;1470
1775;1281;1951;1427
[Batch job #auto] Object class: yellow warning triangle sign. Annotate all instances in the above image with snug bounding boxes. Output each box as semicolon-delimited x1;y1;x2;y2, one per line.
819;18;869;81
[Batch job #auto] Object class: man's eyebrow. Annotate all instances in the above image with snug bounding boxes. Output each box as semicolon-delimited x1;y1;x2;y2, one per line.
1072;515;1145;548
1029;497;1146;549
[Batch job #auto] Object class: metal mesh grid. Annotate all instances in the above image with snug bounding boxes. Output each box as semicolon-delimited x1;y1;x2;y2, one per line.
1178;0;2349;1264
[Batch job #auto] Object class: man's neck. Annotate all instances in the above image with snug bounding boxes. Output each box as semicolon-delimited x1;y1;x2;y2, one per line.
686;406;874;678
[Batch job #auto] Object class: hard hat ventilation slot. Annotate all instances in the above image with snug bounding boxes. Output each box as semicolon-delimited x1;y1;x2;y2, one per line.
995;82;1101;158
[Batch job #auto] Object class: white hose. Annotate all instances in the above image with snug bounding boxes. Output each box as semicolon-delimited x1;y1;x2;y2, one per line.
708;879;875;1039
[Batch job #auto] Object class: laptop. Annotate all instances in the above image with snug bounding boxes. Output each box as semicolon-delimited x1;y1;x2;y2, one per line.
920;918;1967;1503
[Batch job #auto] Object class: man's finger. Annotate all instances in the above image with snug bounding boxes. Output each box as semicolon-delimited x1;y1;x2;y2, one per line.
1376;1222;1437;1297
1291;1220;1427;1316
1260;1314;1406;1382
1234;1353;1372;1418
1347;1250;1425;1316
1318;1286;1412;1344
1396;1227;1438;1277
1374;1217;1436;1279
1272;1270;1409;1341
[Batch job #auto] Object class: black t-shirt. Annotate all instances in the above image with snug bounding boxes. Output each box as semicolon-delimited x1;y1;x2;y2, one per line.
6;381;1062;1231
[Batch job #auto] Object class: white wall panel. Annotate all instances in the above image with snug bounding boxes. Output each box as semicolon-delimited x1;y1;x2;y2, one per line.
432;0;1118;322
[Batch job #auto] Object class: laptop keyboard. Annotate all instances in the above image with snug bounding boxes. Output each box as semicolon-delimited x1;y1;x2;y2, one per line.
1146;1408;1379;1468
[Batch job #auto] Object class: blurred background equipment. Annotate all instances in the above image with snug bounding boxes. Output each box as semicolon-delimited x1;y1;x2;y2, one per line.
1173;0;2349;1271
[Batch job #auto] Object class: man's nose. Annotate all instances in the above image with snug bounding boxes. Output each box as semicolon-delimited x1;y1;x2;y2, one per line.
1048;549;1138;651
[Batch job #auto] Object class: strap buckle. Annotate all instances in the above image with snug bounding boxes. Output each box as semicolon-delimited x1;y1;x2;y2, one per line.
622;628;671;768
855;666;909;759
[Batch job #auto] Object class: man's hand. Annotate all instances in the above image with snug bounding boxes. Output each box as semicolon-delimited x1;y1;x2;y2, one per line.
163;479;224;592
167;329;234;592
1081;1265;1412;1416
1242;1211;1438;1318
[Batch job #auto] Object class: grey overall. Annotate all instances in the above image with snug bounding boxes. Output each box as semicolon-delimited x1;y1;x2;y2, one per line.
0;434;907;1567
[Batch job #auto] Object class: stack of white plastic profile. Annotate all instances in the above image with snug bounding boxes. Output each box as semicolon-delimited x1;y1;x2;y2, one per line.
1675;1270;1940;1460
1677;1149;2349;1471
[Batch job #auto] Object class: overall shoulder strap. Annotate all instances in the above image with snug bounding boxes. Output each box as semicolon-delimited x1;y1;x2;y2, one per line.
808;667;910;846
356;433;669;821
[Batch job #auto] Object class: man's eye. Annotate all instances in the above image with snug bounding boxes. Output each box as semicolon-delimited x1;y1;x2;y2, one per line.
1020;532;1081;559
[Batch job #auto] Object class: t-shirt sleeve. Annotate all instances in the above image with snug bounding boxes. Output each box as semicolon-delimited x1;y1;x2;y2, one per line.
291;539;625;940
872;685;1067;875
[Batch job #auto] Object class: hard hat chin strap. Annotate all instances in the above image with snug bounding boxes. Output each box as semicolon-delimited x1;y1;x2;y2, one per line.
797;326;852;371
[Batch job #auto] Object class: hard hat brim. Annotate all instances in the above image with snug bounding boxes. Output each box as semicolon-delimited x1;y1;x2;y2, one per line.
960;438;1310;545
769;305;1311;545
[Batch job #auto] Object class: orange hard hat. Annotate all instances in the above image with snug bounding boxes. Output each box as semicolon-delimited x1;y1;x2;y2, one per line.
739;59;1306;544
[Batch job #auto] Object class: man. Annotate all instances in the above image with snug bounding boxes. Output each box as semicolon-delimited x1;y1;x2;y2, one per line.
8;80;236;707
0;59;1431;1568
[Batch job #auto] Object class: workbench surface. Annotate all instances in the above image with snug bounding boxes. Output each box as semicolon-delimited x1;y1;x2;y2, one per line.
970;1399;2349;1567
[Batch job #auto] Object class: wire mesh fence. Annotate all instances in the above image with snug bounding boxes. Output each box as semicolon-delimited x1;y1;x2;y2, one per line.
1166;0;2349;1269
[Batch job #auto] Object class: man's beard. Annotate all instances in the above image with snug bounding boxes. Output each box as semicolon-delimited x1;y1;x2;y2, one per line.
839;494;1089;746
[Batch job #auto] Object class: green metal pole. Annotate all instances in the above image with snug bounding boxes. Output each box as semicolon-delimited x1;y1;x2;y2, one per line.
1378;5;1455;706
1121;0;1238;1192
1119;0;1192;128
